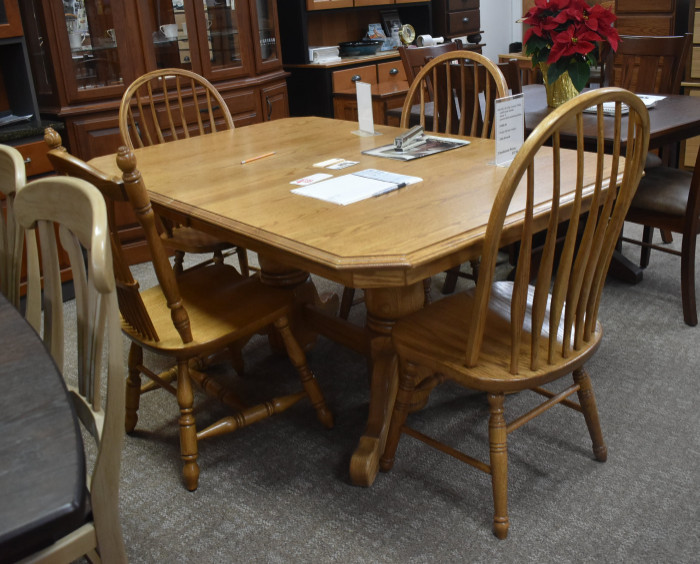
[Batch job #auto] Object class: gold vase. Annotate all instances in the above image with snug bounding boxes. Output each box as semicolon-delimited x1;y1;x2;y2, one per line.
539;63;579;108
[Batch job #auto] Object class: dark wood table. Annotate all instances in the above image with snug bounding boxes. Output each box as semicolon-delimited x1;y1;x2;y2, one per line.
524;84;700;283
0;295;86;563
523;84;700;153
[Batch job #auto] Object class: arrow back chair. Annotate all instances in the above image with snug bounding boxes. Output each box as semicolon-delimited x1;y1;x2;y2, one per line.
380;88;650;539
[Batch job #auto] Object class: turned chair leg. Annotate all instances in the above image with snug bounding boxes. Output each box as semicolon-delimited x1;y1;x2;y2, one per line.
125;343;143;433
274;316;333;429
173;250;185;274
572;368;607;462
177;360;200;491
487;393;510;540
680;233;698;326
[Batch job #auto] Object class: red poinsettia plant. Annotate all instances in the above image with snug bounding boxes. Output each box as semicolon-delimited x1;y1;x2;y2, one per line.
522;0;619;92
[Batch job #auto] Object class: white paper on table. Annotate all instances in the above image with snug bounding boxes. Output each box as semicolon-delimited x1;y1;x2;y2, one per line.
356;81;375;135
291;169;422;205
582;94;665;116
494;93;524;167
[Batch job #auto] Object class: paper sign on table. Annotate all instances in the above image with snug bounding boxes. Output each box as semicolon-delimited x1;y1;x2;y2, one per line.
354;81;375;136
494;93;525;167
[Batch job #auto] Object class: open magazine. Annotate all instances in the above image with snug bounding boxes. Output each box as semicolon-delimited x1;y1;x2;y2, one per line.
362;135;470;161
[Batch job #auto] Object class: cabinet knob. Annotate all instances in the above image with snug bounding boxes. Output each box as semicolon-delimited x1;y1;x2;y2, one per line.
462;17;470;24
351;75;361;83
24;157;32;165
389;68;399;75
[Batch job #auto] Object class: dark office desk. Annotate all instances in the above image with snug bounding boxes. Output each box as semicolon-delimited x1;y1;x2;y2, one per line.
0;295;86;563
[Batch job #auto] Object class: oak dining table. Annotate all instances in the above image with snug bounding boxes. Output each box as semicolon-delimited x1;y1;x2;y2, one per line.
89;116;620;487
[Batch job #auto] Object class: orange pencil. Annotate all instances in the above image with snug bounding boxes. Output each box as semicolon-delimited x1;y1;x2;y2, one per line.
241;151;276;165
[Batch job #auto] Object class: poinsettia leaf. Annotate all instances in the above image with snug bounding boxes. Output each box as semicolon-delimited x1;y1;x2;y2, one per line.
546;59;568;84
568;60;590;92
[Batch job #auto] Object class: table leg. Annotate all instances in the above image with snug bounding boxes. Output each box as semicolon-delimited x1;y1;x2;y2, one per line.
257;255;339;348
349;283;425;487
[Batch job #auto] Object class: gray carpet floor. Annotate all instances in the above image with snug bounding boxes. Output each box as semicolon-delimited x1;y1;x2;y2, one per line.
69;223;699;563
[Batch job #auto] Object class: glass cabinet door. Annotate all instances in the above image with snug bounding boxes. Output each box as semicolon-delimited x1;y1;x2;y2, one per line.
142;0;195;71
251;0;281;73
63;1;124;91
140;1;251;80
198;0;252;79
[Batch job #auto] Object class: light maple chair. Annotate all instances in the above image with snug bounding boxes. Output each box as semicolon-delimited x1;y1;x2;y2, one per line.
402;50;509;295
14;176;127;563
380;88;650;539
400;50;509;137
118;68;249;276
111;146;332;491
621;144;700;325
0;144;40;326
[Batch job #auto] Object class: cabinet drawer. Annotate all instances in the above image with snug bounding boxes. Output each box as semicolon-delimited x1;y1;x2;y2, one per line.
448;0;479;10
616;0;674;12
332;66;377;93
16;139;52;178
377;61;406;85
448;10;480;36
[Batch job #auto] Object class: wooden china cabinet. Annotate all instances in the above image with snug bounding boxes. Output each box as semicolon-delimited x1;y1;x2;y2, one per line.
18;0;288;263
20;0;288;161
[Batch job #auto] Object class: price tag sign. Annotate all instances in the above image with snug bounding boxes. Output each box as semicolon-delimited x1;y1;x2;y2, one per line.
494;94;525;167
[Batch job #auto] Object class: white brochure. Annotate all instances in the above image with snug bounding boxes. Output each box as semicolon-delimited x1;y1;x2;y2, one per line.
494;93;525;167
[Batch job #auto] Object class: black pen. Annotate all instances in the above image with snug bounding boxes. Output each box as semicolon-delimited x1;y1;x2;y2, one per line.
373;182;407;197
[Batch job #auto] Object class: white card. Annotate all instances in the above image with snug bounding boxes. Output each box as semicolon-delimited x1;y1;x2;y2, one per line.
290;173;333;186
494;93;525;167
356;81;375;135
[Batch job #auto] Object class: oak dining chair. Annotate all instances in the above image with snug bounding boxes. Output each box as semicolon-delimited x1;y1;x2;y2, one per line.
0;144;40;326
14;176;127;563
380;87;650;539
401;50;509;296
400;50;509;137
119;68;249;276
103;145;332;491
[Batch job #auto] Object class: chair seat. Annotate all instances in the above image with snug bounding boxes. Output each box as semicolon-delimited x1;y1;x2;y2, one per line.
122;264;294;355
161;226;233;254
392;281;602;393
630;166;692;217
